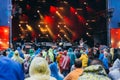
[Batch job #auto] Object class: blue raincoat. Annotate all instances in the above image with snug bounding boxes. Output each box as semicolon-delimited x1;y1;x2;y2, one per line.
0;56;24;80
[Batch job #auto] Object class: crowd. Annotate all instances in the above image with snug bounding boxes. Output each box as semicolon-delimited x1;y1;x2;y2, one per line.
0;42;120;80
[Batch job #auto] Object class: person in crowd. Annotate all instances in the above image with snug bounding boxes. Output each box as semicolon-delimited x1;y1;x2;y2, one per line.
17;47;24;59
29;48;34;57
70;51;81;71
79;38;87;48
46;55;53;64
79;48;88;68
25;57;56;80
42;48;47;59
67;48;76;68
64;59;83;80
78;59;111;80
24;55;30;75
60;51;70;77
108;53;120;80
49;62;64;80
56;49;63;70
110;47;114;63
31;48;41;60
0;55;24;80
7;48;14;58
102;49;109;74
48;48;54;62
99;49;104;61
93;48;100;58
12;50;24;64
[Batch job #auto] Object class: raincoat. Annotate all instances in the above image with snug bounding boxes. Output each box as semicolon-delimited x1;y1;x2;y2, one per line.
78;65;111;80
12;50;24;64
0;56;24;80
25;57;56;80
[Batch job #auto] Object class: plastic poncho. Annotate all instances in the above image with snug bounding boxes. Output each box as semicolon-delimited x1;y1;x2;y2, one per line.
25;57;56;80
67;48;76;67
49;62;64;80
48;48;54;62
12;50;24;64
0;56;24;80
7;48;14;58
31;48;41;60
29;49;34;57
78;65;111;80
17;47;24;59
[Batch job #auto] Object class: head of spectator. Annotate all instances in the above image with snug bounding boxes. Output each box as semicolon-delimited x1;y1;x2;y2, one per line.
0;56;24;80
63;50;67;56
25;57;56;80
78;59;110;80
68;48;73;52
64;59;83;80
49;62;64;80
11;50;24;64
74;59;82;68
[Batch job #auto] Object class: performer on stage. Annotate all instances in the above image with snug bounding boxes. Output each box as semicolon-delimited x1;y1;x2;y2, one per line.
79;38;87;48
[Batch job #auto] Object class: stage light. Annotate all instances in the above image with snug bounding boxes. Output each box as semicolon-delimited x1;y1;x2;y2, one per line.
64;25;67;28
58;25;60;28
86;32;89;35
56;11;63;19
26;24;29;26
20;26;24;32
75;12;77;14
38;25;41;27
58;34;60;36
19;24;21;27
64;35;66;37
84;2;87;5
27;25;32;31
46;34;48;37
37;10;40;13
86;23;89;26
4;30;8;33
45;25;48;27
91;20;96;22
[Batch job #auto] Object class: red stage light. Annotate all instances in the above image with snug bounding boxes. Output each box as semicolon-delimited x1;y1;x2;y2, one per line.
50;6;57;14
44;16;54;26
64;16;73;25
70;7;76;14
78;15;86;24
